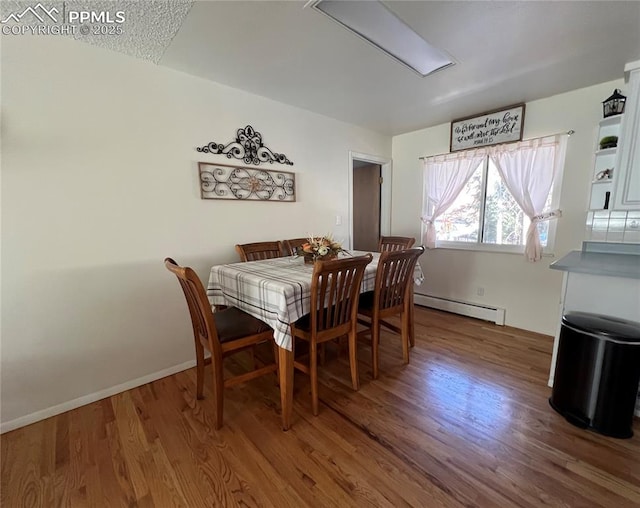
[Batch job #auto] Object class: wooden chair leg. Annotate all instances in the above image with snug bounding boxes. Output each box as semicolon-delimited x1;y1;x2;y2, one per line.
402;310;410;365
372;319;380;380
310;341;319;416
195;341;205;400
272;342;280;386
348;329;360;391
212;359;225;430
409;290;415;348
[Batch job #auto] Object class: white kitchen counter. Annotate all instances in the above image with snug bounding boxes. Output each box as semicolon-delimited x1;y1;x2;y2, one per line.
550;242;640;279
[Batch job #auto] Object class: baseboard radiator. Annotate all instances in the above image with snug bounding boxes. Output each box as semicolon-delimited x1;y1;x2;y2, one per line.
414;293;506;326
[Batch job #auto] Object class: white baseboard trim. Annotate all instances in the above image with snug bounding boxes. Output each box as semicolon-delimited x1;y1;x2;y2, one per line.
415;293;505;325
1;359;196;434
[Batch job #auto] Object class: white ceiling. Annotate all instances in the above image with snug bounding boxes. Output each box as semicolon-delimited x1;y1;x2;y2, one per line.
159;1;640;135
53;1;640;135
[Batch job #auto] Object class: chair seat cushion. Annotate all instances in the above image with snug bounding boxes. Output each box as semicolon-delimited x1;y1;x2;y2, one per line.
293;312;311;332
293;302;359;332
214;307;272;343
292;305;343;332
358;291;375;313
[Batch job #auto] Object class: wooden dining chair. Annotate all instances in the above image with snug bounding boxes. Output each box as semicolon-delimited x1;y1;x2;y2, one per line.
378;236;416;252
375;236;417;346
235;241;284;262
165;258;278;429
357;246;424;379
283;237;308;256
291;253;373;415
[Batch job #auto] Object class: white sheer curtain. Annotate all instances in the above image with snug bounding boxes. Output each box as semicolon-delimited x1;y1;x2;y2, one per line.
489;135;566;262
421;150;486;249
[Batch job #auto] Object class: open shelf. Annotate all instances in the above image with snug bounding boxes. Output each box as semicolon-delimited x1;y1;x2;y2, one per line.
589;114;623;211
599;115;623;127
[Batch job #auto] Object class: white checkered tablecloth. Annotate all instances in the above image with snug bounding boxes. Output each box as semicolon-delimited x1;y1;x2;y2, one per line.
207;251;424;350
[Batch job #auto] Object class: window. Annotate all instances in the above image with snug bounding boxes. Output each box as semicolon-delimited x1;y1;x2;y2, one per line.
435;157;551;250
422;135;566;259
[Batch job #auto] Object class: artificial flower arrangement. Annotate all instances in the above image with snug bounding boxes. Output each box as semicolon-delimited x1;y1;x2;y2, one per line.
299;235;347;263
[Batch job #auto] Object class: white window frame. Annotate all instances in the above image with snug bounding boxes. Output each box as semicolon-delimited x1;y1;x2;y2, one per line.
431;153;564;256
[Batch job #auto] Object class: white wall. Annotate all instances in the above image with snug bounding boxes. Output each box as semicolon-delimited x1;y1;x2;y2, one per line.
0;35;391;429
391;80;625;336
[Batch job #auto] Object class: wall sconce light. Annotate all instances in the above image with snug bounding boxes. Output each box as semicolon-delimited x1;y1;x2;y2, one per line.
602;89;626;118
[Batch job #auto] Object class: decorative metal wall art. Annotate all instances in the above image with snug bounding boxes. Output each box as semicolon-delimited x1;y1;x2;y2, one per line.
197;125;293;166
198;162;296;202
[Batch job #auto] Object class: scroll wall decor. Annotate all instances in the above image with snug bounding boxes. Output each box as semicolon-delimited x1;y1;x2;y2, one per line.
199;162;296;202
196;125;294;166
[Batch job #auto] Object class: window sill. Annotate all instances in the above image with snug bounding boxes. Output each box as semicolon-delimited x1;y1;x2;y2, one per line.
434;241;555;257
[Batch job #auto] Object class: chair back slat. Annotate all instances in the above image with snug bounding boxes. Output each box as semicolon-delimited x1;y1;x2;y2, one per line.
283;238;308;256
376;247;424;311
311;254;372;332
236;241;284;262
378;236;416;252
165;258;221;352
179;277;208;340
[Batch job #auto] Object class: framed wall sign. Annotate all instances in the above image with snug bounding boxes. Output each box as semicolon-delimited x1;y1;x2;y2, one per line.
199;162;295;202
450;104;525;152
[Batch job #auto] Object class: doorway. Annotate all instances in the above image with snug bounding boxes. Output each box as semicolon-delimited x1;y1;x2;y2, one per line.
353;160;381;251
349;151;391;251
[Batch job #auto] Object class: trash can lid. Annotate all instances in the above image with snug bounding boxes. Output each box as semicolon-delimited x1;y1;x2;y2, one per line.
562;312;640;342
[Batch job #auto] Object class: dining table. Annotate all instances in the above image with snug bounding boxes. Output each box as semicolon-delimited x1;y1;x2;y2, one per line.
206;251;424;430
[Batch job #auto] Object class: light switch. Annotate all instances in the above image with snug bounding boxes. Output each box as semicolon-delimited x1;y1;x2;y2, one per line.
335;215;342;225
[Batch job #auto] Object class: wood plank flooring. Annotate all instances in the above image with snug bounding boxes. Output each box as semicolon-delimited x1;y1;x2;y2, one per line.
2;307;639;507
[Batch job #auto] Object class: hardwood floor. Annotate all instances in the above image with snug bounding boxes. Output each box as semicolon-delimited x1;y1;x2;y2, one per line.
2;307;639;507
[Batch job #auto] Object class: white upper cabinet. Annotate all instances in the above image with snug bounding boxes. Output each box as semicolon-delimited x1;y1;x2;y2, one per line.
613;60;640;210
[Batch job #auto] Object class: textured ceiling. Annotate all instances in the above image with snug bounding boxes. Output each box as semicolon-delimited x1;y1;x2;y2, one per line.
71;1;193;64
1;0;193;63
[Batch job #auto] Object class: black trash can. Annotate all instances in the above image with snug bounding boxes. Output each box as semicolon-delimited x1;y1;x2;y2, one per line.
550;312;640;439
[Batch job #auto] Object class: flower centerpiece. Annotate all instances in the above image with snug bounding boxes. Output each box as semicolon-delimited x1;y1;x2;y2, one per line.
299;235;346;264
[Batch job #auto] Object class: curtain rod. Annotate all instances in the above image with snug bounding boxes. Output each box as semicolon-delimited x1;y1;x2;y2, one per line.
418;130;575;160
